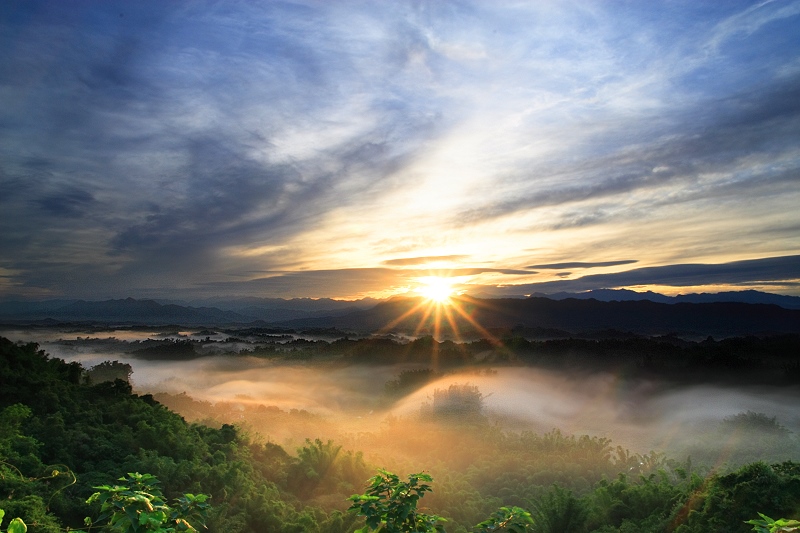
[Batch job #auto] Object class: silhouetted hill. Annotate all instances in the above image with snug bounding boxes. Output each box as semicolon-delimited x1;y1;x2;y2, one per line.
0;297;247;325
279;296;800;337
0;296;376;325
181;296;379;312
2;292;799;335
0;299;80;315
535;289;800;309
674;290;800;308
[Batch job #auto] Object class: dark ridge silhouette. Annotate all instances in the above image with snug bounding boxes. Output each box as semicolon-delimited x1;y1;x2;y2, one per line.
279;296;800;337
0;298;247;325
0;296;376;325
1;292;799;336
536;288;800;308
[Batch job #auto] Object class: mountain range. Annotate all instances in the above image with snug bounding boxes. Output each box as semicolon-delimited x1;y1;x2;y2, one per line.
529;288;800;309
281;295;800;338
1;290;799;337
0;297;373;325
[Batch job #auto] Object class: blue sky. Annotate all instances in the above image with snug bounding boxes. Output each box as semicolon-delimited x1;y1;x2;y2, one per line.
1;0;799;300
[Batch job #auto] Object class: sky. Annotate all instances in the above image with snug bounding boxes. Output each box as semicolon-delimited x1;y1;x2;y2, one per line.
1;0;799;301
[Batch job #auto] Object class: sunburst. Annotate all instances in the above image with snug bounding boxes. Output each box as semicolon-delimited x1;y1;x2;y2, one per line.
416;276;457;304
373;275;504;371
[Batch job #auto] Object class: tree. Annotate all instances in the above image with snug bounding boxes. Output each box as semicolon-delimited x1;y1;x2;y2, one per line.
347;470;446;533
529;485;587;533
420;384;484;421
746;513;800;533
348;470;538;533
83;472;210;533
384;369;442;397
473;507;534;532
288;439;342;497
85;361;133;385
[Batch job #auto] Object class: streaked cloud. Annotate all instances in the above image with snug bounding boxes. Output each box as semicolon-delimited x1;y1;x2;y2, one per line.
478;255;800;296
383;255;469;266
526;260;638;270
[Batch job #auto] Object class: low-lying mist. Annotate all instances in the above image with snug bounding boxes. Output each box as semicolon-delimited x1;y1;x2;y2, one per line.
7;328;799;473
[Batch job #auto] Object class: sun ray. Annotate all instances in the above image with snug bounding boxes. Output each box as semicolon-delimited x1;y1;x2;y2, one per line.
447;295;506;348
377;299;431;332
371;277;513;373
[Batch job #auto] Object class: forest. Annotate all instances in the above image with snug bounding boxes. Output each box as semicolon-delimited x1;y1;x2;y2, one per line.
1;334;799;532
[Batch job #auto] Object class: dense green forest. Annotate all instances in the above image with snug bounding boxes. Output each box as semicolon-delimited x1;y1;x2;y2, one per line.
1;336;799;532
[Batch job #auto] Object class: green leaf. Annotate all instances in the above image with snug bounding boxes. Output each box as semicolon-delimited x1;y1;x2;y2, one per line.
125;507;140;527
8;517;28;533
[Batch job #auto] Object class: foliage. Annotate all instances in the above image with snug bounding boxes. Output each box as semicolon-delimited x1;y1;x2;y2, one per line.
681;411;800;467
0;509;28;533
286;438;372;503
0;338;329;531
672;462;800;533
585;467;693;532
0;454;77;533
472;506;534;532
3;336;800;533
529;485;587;533
84;362;133;385
0;472;209;533
723;412;791;435
347;470;447;532
84;472;210;533
289;439;341;496
746;513;800;533
420;384;484;421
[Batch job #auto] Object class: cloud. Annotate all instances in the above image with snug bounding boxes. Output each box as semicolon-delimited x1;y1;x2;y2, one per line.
192;266;534;300
455;71;800;228
34;187;95;218
0;1;449;292
526;260;638;270
383;255;469;266
484;255;800;295
1;1;799;300
706;0;800;53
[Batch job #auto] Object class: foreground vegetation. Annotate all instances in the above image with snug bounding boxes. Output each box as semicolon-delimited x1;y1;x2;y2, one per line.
1;337;799;532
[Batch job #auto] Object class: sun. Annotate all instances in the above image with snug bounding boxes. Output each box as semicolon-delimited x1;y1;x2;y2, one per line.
416;276;457;304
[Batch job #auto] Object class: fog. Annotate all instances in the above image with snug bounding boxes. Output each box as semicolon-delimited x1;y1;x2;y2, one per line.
5;328;800;470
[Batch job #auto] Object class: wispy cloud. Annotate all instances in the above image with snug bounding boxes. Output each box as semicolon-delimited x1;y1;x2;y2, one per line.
383;255;469;266
526;260;638;270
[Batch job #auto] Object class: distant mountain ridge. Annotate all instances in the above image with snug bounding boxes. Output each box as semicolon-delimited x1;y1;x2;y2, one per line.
175;296;379;312
0;296;375;325
532;289;800;309
279;295;800;337
0;290;798;336
0;297;247;325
